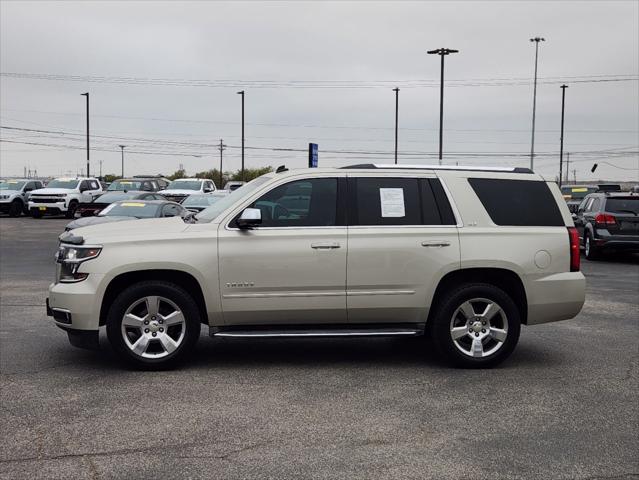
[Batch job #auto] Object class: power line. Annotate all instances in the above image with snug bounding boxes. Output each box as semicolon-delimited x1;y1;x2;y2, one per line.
1;72;637;89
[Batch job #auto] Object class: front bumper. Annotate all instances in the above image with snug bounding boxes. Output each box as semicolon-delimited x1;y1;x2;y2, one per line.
526;271;586;325
47;274;106;331
0;202;12;213
46;298;99;349
29;201;67;214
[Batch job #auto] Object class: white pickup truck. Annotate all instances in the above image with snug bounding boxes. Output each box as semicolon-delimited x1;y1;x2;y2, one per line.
29;177;103;218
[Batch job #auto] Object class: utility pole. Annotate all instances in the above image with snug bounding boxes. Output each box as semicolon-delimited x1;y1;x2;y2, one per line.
237;90;245;181
218;139;226;188
529;37;545;171
119;145;125;177
573;169;577;184
99;160;103;178
393;87;399;164
559;84;568;187
565;152;570;184
81;92;90;177
427;47;459;165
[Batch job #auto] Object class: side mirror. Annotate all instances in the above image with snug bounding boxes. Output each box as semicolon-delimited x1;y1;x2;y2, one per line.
571;213;577;220
203;187;212;193
24;188;32;193
236;208;261;229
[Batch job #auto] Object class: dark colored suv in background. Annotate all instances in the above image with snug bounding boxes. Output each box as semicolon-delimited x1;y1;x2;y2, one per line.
574;192;639;259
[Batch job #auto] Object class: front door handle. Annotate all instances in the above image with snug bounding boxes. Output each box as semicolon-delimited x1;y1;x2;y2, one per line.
311;242;341;250
421;241;451;247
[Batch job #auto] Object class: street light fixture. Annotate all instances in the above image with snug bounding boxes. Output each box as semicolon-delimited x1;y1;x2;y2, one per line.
427;48;459;165
393;88;399;164
529;36;546;170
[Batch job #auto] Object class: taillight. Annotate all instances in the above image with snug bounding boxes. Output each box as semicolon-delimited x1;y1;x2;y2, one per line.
595;213;616;226
568;227;580;272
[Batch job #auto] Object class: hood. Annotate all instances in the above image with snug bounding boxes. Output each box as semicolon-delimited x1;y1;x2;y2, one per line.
161;189;199;195
0;189;21;197
69;215;189;244
30;187;76;195
66;215;137;230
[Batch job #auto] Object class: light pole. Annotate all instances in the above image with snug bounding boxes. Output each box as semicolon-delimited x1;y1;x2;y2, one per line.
529;36;545;170
218;139;226;188
393;87;399;164
559;84;568;187
427;48;459;165
237;90;245;180
81;92;90;176
119;145;125;177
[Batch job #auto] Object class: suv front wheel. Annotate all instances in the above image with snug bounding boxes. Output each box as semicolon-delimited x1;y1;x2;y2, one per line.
106;281;201;369
430;283;521;368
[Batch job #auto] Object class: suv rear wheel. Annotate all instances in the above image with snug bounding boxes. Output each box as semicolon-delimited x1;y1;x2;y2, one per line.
584;232;600;260
106;281;201;369
429;283;521;368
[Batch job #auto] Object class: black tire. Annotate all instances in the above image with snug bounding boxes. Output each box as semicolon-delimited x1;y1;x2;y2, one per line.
428;283;521;369
30;209;42;218
106;281;201;370
584;232;600;260
8;199;23;217
65;201;78;219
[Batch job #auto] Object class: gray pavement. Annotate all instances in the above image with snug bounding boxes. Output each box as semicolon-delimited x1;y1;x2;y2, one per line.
0;216;638;480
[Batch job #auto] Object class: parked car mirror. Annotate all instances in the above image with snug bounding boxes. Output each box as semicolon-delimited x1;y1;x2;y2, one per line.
203;187;212;193
571;213;577;220
236;208;261;229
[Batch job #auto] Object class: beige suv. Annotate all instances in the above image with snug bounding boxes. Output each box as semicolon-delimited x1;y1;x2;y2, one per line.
47;165;585;369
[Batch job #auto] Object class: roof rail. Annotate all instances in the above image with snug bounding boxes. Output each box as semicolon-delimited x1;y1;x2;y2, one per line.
340;164;533;174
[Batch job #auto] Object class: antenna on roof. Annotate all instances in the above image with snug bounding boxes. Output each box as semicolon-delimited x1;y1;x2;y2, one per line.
276;165;288;173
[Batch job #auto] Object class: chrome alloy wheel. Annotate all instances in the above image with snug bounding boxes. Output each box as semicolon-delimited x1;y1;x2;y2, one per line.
121;296;186;359
449;298;509;358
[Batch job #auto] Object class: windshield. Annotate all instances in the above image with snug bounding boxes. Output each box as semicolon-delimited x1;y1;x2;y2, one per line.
166;180;202;190
183;194;225;206
94;191;139;203
46;179;80;189
606;198;639;215
99;201;160;218
561;186;596;199
196;176;271;222
0;180;26;190
108;180;144;191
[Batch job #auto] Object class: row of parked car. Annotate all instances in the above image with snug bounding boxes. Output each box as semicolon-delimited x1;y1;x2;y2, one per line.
0;175;246;229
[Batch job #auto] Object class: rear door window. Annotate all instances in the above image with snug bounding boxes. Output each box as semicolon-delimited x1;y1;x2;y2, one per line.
350;178;421;226
468;178;564;227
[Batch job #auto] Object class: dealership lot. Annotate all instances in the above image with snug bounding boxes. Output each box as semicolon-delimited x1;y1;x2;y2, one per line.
0;216;637;479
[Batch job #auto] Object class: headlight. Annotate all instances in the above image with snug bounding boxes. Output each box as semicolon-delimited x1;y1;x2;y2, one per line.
56;245;102;283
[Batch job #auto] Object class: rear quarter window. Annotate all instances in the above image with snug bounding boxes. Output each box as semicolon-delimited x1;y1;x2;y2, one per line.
468;178;564;227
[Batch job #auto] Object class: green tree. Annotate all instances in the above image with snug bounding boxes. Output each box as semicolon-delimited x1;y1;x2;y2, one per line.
228;166;273;182
103;174;122;183
167;169;187;181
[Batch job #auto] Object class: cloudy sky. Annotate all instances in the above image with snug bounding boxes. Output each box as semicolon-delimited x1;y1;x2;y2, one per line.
1;0;637;182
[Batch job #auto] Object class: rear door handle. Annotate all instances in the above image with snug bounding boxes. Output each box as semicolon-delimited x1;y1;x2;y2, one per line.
421;241;451;247
311;242;341;250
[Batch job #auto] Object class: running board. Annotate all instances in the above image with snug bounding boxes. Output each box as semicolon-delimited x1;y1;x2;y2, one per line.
209;324;425;339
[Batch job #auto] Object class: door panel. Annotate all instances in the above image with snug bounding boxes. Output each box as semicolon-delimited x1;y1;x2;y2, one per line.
346;227;459;323
217;176;347;325
218;228;347;325
345;175;460;323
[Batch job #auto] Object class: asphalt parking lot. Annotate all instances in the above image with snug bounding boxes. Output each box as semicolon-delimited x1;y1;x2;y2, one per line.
0;216;637;480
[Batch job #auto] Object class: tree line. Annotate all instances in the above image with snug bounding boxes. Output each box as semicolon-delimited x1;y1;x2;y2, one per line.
102;166;273;187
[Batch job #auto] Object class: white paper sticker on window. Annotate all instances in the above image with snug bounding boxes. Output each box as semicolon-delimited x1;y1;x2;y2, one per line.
379;188;405;217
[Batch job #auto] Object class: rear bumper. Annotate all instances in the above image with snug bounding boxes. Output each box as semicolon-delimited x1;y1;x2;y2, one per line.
596;238;639;251
526;271;586;325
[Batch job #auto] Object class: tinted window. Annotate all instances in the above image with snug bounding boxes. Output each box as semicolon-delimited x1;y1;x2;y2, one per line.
249;178;337;227
606;197;639;215
350;178;421;226
90;181;99;190
590;198;601;212
99;202;160;218
468;178;564;227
